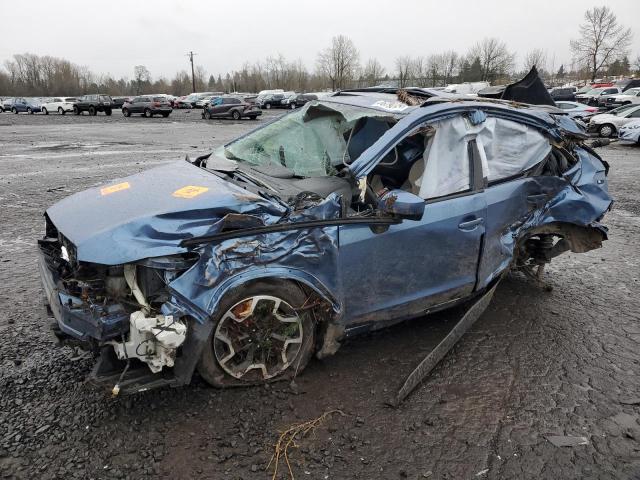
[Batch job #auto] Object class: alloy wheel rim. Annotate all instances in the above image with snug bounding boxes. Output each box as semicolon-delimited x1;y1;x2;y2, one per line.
213;295;304;380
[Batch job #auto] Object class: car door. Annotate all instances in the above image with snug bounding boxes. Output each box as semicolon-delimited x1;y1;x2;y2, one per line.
209;97;224;116
338;115;487;326
475;116;565;288
130;97;142;114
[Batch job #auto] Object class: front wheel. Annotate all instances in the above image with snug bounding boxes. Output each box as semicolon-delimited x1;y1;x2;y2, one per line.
73;106;80;115
43;107;49;115
204;111;212;120
144;108;151;118
197;281;316;387
122;108;131;117
58;107;64;115
231;110;241;120
89;106;96;116
12;108;17;114
265;103;271;110
27;108;33;114
290;103;296;110
105;109;112;116
162;112;170;118
598;123;615;138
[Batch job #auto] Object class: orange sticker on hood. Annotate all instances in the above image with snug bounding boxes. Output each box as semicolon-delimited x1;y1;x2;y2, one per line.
100;182;130;196
172;185;209;198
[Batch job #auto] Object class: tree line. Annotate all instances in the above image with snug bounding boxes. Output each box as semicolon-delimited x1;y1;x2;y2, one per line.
0;6;637;97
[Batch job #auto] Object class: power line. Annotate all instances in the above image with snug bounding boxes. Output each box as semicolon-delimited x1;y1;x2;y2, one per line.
187;51;197;93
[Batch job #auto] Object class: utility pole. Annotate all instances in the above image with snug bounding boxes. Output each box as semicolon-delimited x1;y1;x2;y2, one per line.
187;51;197;93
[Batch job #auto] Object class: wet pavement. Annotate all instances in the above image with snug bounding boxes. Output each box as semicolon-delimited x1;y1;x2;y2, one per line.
0;109;639;479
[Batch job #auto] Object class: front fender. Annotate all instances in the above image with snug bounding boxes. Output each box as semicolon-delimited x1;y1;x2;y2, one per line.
202;267;342;319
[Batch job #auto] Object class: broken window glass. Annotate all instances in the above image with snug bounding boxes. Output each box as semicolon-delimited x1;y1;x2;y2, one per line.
224;101;396;178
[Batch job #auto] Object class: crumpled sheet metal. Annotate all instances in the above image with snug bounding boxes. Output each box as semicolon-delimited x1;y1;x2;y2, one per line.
168;195;342;323
46;161;288;265
479;146;611;288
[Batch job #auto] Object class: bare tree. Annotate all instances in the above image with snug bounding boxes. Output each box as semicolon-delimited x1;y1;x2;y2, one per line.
468;38;515;82
441;51;459;85
316;35;360;90
133;65;150;94
570;6;632;81
395;56;413;88
523;48;548;73
362;58;385;86
635;54;640;73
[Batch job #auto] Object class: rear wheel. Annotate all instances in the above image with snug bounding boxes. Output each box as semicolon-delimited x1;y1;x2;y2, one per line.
598;123;615;138
197;281;316;387
89;106;96;116
290;103;296;110
144;108;151;118
122;108;131;117
12;108;17;114
27;108;33;114
204;111;212;120
249;115;257;120
58;107;64;115
232;110;241;120
265;103;271;110
73;106;80;115
105;109;112;116
162;112;170;118
43;107;49;115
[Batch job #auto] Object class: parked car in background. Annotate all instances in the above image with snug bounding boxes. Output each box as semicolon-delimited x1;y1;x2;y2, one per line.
588;104;640;137
0;98;13;112
603;88;640;108
293;93;318;108
174;96;193;108
195;95;217;108
555;101;598;120
122;96;172;117
10;97;42;114
576;87;621;106
618;120;640;145
41;97;77;115
550;87;576;102
73;94;114;115
111;97;130;109
615;78;640;92
201;96;261;120
185;92;223;107
279;92;298;109
37;91;612;393
256;93;285;109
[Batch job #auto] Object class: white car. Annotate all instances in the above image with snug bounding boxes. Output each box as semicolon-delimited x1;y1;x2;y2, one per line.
618;120;640;145
41;97;77;115
588;104;640;137
604;88;640;108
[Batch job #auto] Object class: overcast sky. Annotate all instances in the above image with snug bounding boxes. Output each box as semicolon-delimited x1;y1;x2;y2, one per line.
1;0;638;80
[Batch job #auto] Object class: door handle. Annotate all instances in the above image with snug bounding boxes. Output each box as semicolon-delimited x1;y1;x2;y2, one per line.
458;218;484;231
527;194;547;206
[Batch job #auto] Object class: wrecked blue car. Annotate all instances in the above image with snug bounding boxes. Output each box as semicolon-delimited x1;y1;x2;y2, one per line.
38;88;612;394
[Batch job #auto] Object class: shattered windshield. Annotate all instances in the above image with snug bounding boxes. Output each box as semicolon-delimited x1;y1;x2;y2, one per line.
223;101;396;177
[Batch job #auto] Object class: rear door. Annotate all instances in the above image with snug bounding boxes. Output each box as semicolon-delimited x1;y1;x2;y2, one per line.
475;116;564;288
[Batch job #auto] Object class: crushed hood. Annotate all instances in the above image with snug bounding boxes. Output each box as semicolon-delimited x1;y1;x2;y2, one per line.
46;160;287;265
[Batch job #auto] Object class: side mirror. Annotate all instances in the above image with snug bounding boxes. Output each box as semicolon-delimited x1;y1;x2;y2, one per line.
378;189;425;221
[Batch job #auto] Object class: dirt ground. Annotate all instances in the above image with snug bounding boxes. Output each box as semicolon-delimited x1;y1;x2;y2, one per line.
0;109;639;480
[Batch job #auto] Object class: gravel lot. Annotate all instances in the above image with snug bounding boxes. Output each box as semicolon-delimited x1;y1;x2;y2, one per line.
0;109;639;480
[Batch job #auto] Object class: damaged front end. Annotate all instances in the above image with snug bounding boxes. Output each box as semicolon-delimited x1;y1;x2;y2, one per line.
38;220;203;393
